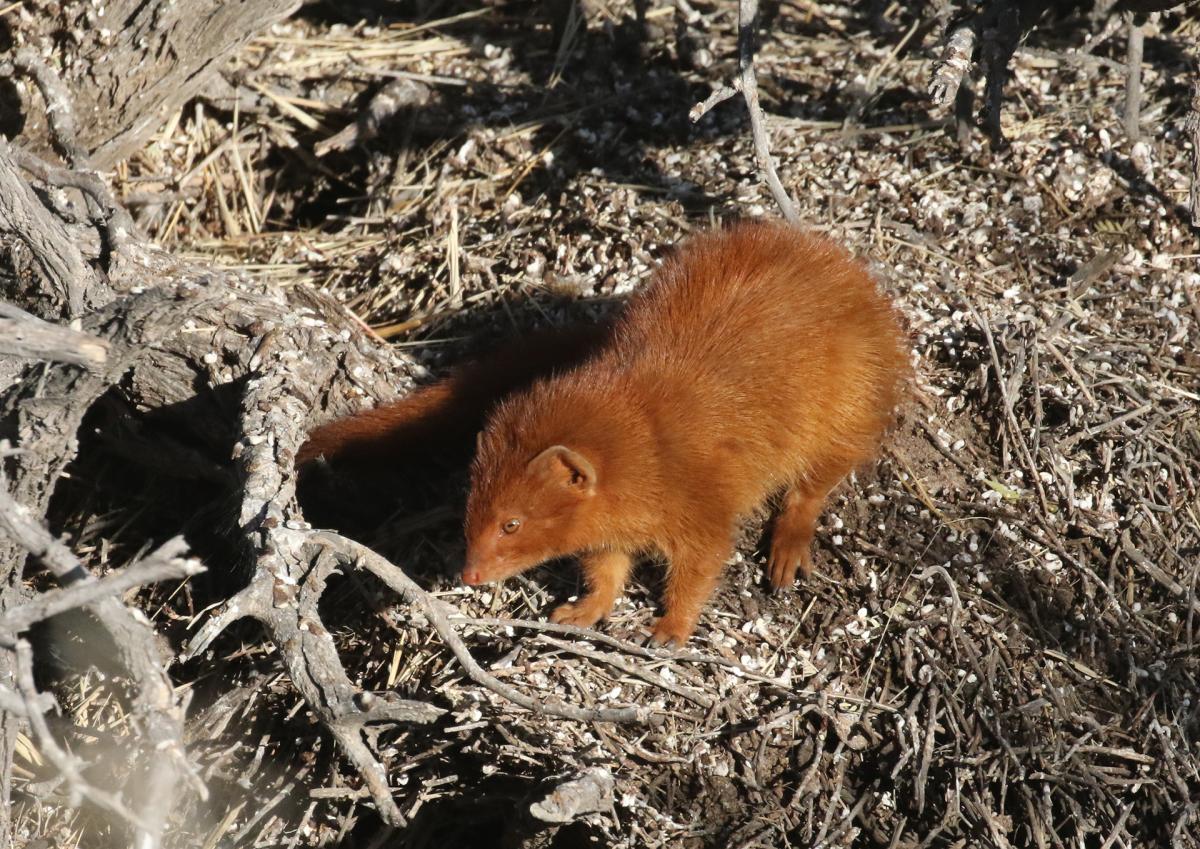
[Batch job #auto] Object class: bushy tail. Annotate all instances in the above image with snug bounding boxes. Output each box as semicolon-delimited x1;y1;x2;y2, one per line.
297;322;610;469
298;378;466;466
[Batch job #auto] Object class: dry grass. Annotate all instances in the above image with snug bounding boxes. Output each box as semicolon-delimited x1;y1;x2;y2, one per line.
15;2;1200;847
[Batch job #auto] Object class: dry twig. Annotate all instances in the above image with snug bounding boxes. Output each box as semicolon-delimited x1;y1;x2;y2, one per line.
0;302;109;367
0;137;93;315
1124;12;1145;139
315;533;652;725
689;0;799;222
0;466;200;848
1187;78;1200;225
11;640;155;831
0;537;202;641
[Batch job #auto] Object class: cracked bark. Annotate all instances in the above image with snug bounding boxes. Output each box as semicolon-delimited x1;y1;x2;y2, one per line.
5;0;301;169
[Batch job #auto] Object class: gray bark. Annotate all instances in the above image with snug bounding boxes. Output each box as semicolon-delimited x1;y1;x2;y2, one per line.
6;0;301;168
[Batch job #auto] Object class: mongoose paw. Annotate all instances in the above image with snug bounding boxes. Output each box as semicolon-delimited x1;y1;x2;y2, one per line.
647;616;695;648
766;537;814;591
549;599;605;629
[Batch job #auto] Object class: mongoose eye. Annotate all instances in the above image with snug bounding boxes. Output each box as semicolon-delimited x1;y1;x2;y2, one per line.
502;518;521;535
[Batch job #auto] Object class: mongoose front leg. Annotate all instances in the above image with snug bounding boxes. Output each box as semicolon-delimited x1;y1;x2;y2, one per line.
650;538;732;647
550;550;634;628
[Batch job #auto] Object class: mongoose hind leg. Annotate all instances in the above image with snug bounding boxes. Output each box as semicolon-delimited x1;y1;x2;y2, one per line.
767;470;846;590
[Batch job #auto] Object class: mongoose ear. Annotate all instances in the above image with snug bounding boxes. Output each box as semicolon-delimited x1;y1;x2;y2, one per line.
528;445;597;493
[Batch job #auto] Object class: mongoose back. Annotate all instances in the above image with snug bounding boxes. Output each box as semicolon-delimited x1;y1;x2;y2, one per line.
464;220;907;645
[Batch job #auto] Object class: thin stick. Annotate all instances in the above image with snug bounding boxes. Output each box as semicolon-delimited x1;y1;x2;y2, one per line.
1124;13;1144;141
13;640;153;831
536;634;716;708
315;532;652;725
964;299;1051;517
0;302;109;367
688;0;799;222
0;538;201;641
735;0;798;222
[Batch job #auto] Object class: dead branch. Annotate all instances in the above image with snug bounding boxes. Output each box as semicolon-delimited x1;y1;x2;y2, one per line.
0;682;55;718
929;24;976;109
317;533;653;724
176;290;440;827
0;537;202;641
314;78;432;157
0;50;89;166
0;135;424;841
488;765;617;848
528;767;614;823
0;117;502;836
0;136;94;316
12;147;139;261
1124;12;1145;139
184;511;646;820
0;465;198;848
12;640;155;831
6;0;303;168
689;0;799;222
1187;79;1200;225
1;51;136;278
0;462;95;581
0;302;109;367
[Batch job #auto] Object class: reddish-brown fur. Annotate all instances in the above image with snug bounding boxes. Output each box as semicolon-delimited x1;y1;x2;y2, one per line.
464;221;907;645
298;323;609;469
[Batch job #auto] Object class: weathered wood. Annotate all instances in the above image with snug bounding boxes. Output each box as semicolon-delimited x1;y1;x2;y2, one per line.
0;302;109;367
0;103;429;837
0;136;93;316
7;0;300;168
928;0;1198;179
1124;12;1145;140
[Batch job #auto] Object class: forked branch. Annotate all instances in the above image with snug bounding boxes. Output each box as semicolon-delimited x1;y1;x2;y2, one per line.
0;464;201;849
689;0;800;222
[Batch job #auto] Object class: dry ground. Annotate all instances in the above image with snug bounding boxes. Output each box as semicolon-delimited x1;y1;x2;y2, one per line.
17;2;1200;847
